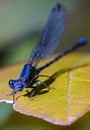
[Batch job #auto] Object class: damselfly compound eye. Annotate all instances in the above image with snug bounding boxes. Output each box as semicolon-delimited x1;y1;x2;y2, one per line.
9;79;15;89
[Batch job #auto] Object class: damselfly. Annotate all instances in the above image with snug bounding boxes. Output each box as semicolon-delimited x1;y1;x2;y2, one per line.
8;4;87;102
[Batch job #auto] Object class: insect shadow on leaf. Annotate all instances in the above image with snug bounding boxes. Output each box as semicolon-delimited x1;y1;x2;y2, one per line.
24;62;89;99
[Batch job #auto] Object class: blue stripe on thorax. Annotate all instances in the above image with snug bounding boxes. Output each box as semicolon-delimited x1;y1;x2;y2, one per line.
19;64;31;79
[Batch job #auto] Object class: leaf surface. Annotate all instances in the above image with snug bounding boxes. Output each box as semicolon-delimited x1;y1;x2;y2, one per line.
0;53;90;125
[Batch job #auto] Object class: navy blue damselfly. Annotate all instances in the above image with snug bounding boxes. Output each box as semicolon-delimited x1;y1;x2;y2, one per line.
8;4;87;102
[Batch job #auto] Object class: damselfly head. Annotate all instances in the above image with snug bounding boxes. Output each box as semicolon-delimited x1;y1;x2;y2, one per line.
8;79;25;91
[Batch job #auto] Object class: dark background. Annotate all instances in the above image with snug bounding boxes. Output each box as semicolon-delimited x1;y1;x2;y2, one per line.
0;0;90;129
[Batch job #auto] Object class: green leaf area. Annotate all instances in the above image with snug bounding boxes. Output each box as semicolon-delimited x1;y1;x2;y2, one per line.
0;53;90;125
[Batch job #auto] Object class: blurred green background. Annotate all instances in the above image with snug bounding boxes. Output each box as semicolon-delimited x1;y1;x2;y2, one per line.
0;0;90;129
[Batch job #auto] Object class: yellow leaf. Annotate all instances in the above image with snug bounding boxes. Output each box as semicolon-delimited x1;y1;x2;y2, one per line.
0;53;90;125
